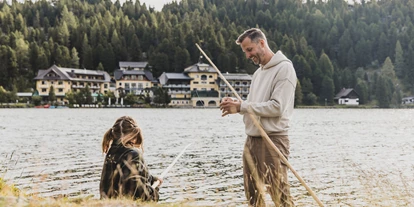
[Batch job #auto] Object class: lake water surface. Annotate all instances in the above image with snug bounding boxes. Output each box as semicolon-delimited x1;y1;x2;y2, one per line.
0;108;413;206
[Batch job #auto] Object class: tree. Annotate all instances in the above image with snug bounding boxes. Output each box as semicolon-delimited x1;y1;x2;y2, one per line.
49;85;56;104
103;90;116;105
32;95;42;106
376;76;392;108
0;87;7;104
153;87;170;106
83;85;93;104
96;62;104;71
57;21;70;46
394;40;405;79
304;92;318;105
319;76;335;105
82;34;93;69
381;57;396;81
65;91;75;105
71;47;80;68
318;52;334;78
124;93;138;105
294;79;303;106
354;79;369;105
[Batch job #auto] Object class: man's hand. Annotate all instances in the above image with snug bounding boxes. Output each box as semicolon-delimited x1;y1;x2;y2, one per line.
219;97;241;117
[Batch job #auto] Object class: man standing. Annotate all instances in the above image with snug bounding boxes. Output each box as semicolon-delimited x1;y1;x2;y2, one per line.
220;28;296;207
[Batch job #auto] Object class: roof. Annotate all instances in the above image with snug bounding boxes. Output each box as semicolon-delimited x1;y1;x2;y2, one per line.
34;65;110;82
334;88;359;99
184;62;217;73
114;69;155;82
119;61;148;69
158;72;192;85
222;73;252;81
17;92;33;97
165;73;192;80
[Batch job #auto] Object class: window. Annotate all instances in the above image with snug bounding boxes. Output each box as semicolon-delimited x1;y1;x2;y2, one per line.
193;82;199;84
42;81;46;85
201;75;207;80
209;75;213;78
58;89;63;92
209;82;215;84
58;81;63;85
104;84;108;89
42;89;46;92
119;83;122;86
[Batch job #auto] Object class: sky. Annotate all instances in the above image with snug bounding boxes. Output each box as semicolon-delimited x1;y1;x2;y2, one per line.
138;0;181;11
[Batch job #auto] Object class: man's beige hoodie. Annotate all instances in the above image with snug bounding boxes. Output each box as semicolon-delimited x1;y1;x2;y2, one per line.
240;50;297;136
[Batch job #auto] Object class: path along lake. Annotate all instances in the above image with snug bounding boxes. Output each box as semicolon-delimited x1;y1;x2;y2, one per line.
0;108;413;206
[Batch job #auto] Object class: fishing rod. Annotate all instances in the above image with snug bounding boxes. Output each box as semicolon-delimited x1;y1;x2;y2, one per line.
195;43;324;207
152;143;192;188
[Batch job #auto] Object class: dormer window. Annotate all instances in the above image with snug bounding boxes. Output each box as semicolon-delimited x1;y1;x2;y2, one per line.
201;75;207;80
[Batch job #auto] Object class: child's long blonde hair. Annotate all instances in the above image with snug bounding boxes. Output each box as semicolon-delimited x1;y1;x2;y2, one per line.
102;116;144;153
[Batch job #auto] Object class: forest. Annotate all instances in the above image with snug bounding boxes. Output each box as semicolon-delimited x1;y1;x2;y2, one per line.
1;0;414;107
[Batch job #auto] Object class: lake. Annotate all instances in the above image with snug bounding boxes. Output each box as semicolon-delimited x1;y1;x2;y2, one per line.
0;108;413;206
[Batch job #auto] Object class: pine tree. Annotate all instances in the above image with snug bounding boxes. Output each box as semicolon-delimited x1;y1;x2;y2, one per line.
394;40;405;79
71;47;80;68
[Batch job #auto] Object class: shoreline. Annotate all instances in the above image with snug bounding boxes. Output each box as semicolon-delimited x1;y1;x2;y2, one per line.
2;103;414;109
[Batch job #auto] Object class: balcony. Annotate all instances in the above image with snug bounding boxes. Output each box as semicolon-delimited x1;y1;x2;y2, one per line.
165;84;191;88
169;90;191;94
191;90;219;98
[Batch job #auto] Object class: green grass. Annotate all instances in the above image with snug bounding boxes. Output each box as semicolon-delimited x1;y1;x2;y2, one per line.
0;178;194;207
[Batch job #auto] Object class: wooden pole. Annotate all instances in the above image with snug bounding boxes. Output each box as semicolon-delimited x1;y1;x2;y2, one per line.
152;143;192;188
195;43;324;207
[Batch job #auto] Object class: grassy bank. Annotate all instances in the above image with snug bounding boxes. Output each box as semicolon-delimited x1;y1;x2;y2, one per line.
0;103;32;108
0;178;191;207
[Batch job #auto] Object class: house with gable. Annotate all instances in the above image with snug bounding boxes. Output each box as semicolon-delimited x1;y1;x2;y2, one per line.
334;88;360;105
34;65;111;104
183;61;220;107
114;61;157;98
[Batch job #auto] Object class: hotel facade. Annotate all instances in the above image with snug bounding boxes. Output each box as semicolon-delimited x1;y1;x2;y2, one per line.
34;65;111;104
34;61;252;107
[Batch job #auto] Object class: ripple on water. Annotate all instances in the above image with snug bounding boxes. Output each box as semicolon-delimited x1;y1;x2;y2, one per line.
0;108;413;206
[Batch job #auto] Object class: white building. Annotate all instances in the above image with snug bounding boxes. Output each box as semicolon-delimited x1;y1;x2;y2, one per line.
334;88;360;105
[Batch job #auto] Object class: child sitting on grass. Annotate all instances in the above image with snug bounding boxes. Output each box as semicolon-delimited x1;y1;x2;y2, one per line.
100;116;162;201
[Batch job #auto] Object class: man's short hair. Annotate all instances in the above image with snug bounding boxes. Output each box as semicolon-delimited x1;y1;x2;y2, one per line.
236;28;267;45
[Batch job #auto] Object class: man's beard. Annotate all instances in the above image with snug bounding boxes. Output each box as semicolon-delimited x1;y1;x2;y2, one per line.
250;55;261;65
